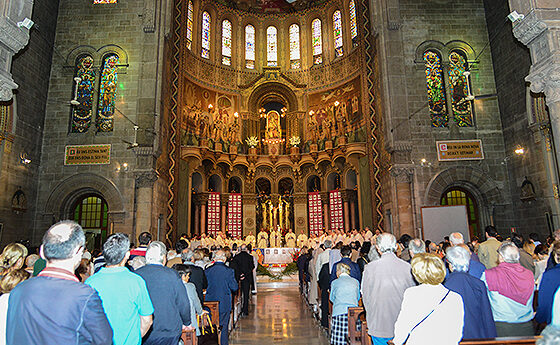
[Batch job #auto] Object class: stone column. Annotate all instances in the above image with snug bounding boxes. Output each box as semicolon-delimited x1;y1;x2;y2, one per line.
194;203;200;236
391;167;414;237
350;198;357;230
221;202;227;233
343;199;350;232
510;3;560;225
199;193;208;234
322;192;330;232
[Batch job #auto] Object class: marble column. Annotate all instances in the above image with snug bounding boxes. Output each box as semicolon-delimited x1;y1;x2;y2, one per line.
221;203;227;233
343;200;350;232
350;199;357;230
194;203;200;236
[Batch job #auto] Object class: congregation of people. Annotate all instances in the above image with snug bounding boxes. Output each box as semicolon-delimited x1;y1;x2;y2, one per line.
0;221;559;344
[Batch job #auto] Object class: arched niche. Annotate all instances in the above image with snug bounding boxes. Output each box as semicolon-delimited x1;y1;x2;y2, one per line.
228;176;243;193
327;172;341;191
208;174;222;193
278;177;294;195
247;82;299;113
346;170;357;189
192;172;203;192
307;175;321;192
255;177;271;195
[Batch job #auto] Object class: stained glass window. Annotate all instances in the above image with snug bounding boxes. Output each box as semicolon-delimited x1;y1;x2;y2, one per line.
349;0;358;45
312;19;322;64
222;20;232;66
186;1;193;50
333;10;343;57
448;51;473;127
423;51;447;127
71;55;95;133
289;24;301;69
93;0;117;3
201;11;211;59
97;54;119;132
267;26;278;67
245;25;255;69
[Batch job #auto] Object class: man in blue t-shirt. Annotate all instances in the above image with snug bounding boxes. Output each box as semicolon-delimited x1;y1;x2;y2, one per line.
87;233;154;345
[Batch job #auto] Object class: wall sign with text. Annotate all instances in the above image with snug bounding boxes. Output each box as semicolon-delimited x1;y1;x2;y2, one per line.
64;144;111;165
436;140;484;161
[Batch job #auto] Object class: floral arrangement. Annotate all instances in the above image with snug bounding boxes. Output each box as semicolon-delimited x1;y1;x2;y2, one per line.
245;136;258;148
288;136;301;147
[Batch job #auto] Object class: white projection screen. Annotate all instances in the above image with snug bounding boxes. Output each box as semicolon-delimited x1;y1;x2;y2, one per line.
420;205;469;243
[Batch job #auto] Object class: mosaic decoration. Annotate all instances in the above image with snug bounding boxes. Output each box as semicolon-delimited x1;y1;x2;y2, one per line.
207;192;221;236
349;0;357;44
222;20;232;66
312;19;322;64
71;55;95;133
423;51;448;127
0;100;13;134
245;25;255;69
186;1;193;50
97;54;118;132
289;24;300;69
201;11;211;59
93;0;117;3
448;51;473;127
267;26;278;67
329;190;344;230
333;10;343;57
308;192;323;237
228;193;242;239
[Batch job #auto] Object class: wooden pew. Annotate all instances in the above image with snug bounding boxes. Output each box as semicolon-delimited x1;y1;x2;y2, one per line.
347;307;366;345
360;320;372;345
459;337;540;345
181;329;197;345
203;301;220;328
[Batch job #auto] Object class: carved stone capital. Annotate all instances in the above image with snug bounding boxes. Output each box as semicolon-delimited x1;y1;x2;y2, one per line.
0;76;17;101
390;166;414;183
526;62;560;106
135;170;158;188
512;11;547;46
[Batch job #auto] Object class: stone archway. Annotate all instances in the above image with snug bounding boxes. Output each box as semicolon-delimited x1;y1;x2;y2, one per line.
247;82;299;113
44;173;125;223
424;166;504;232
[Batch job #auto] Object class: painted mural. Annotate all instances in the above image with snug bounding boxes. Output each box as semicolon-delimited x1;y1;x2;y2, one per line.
181;79;241;146
306;77;364;148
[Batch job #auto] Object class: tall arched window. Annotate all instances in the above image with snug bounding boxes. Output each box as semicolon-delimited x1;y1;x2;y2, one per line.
333;10;343;57
448;50;473;127
267;26;278;67
186;1;194;50
222;20;232;66
73;195;109;251
97;54;118;132
71;55;95;133
289;24;300;69
312;19;322;64
245;25;255;69
423;50;447;127
201;11;211;59
349;0;358;45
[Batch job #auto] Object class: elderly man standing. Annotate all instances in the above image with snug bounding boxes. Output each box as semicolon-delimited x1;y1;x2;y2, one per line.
86;233;154;345
449;232;486;279
135;241;191;345
482;241;535;337
407;238;425;258
205;250;239;345
7;221;113;345
361;233;415;345
444;246;496;339
478;226;501;269
181;248;207;304
231;245;254;316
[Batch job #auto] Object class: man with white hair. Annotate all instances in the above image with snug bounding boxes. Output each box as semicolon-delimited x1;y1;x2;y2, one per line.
449;232;485;279
135;241;191;345
361;233;415;344
205;250;238;345
408;238;425;258
481;241;535;337
315;240;332;277
444;246;496;339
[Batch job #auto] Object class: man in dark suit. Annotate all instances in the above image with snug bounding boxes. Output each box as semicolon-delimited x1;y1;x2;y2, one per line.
329;245;361;284
181;247;208;303
231;244;254;316
205;250;238;345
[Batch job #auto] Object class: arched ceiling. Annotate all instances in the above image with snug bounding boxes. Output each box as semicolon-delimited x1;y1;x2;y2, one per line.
212;0;330;14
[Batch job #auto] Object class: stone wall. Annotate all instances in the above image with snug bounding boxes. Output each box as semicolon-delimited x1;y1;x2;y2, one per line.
0;0;60;247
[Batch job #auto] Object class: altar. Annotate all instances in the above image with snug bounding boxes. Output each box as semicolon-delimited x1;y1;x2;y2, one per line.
254;247;300;266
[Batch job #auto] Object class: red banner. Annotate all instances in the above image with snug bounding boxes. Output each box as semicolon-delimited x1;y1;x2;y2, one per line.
329;190;344;231
207;192;220;236
308;192;323;237
228;193;242;239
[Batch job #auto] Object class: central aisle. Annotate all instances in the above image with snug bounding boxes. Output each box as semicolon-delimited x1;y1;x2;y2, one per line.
229;279;329;345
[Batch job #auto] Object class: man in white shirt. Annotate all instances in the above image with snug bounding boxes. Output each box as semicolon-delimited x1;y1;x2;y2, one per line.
315;240;332;278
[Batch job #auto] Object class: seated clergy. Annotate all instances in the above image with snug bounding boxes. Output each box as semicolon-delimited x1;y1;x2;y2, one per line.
481;241;535;337
392;253;464;345
444;246;496;340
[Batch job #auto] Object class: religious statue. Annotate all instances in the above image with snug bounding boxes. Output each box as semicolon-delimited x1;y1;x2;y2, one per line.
257;229;268;248
285;229;296;248
307;113;318;143
265;110;281;139
228;118;240;143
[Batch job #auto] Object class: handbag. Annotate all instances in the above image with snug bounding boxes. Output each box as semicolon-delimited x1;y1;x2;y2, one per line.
197;313;219;345
402;290;451;344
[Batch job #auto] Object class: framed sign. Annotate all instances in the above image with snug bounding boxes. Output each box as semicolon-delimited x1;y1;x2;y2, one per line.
65;144;111;165
436;140;484;161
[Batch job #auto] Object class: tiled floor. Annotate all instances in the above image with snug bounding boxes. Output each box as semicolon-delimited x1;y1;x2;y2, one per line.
229;279;329;345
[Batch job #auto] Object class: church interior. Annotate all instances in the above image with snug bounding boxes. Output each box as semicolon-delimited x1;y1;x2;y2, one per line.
0;0;557;251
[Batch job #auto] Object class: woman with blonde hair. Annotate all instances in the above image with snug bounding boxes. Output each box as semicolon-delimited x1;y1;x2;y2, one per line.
0;269;30;345
390;253;464;345
0;243;28;277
